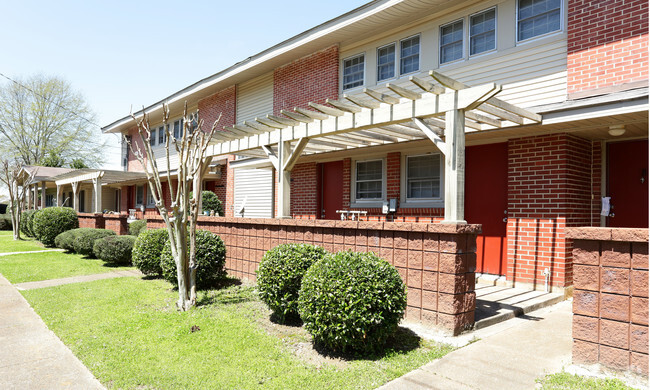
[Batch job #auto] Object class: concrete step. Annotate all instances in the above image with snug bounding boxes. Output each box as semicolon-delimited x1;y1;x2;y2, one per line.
473;284;565;330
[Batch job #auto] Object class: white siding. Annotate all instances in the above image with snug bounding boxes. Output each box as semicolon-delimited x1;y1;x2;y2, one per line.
234;71;275;218
234;168;274;218
340;0;568;108
237;72;274;123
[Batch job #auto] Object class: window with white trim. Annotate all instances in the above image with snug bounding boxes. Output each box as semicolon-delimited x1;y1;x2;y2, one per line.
135;185;144;206
342;54;365;90
440;20;464;64
149;128;156;146
517;0;561;41
173;119;183;139
400;35;420;74
355;160;383;200
158;125;165;145
406;154;441;200
377;44;395;82
147;186;155;206
470;8;496;55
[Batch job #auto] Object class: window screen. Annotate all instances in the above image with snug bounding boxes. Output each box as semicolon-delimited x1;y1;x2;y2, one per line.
377;44;395;81
343;54;365;90
355;160;383;200
400;35;420;74
470;9;496;55
440;20;464;64
518;0;561;41
407;155;441;199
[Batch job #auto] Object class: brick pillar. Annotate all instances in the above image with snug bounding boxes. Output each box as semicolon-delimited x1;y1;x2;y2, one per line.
387;152;401;204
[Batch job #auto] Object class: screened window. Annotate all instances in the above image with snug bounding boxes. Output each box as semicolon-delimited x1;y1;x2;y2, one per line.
343;54;365;90
158;126;165;144
355;160;383;200
518;0;561;41
470;8;496;55
400;35;420;74
406;154;441;199
377;44;395;81
149;128;156;146
173;119;183;139
136;185;144;206
440;20;464;64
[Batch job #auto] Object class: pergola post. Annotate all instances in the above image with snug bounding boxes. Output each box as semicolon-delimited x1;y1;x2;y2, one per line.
277;140;291;219
40;181;46;209
93;177;102;213
56;185;63;207
71;181;80;212
443;107;467;224
33;184;38;210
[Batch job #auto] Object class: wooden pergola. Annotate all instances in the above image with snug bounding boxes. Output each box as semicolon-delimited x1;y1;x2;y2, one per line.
206;71;542;223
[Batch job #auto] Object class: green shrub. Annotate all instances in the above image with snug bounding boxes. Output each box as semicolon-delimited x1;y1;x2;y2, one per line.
32;207;78;246
20;209;38;237
257;243;327;322
93;235;137;264
54;228;88;252
129;219;147;236
160;230;226;288
190;191;224;216
72;228;116;257
132;228;169;276
298;251;407;354
0;213;12;230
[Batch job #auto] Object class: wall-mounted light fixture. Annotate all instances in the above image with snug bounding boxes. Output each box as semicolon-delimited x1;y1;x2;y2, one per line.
608;124;626;137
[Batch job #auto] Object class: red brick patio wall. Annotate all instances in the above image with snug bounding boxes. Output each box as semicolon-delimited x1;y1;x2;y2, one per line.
567;227;649;376
146;215;480;335
104;214;129;236
78;213;105;229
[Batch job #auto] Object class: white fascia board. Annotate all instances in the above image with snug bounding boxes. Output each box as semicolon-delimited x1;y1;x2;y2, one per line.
542;96;648;125
102;0;402;134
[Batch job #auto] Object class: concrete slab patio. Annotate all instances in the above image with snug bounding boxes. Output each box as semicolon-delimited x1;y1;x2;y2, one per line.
381;300;573;390
0;273;105;389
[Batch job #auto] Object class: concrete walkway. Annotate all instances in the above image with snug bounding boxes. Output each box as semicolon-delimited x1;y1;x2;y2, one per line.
0;249;65;257
15;269;143;290
380;300;573;390
0;273;105;389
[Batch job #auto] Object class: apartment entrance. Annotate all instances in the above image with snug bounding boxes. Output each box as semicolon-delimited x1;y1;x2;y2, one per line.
607;139;649;228
320;161;343;220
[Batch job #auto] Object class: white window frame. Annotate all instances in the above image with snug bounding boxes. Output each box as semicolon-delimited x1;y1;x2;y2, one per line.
400;152;444;208
146;185;155;207
469;7;497;57
135;185;144;207
516;0;563;43
342;53;366;91
149;127;157;147
376;43;397;82
351;158;386;207
399;34;421;76
439;18;465;65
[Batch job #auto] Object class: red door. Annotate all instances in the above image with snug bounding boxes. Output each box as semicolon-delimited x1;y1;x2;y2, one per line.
465;143;508;275
608;140;649;228
320;161;343;220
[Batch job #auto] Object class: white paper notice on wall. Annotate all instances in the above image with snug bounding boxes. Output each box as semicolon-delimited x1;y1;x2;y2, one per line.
601;197;611;217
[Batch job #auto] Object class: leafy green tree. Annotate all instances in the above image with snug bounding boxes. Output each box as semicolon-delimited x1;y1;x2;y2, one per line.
41;151;65;167
0;74;105;167
70;158;88;169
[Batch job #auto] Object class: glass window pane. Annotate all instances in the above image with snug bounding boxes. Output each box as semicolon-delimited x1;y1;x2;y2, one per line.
517;0;561;41
407;155;440;199
400;36;420;74
343;54;365;90
158;126;165;144
355;160;383;199
440;20;464;64
470;9;496;55
377;44;395;81
150;129;156;146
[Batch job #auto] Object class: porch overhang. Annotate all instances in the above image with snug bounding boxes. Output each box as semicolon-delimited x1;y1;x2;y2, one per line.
202;71;542;222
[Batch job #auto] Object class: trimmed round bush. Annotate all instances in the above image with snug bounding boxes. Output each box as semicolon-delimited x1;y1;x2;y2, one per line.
32;207;78;247
257;243;327;322
93;235;136;264
160;230;226;289
190;191;224;216
129;219;147;236
132;228;169;276
72;228;116;257
20;209;39;237
298;251;407;354
55;228;89;252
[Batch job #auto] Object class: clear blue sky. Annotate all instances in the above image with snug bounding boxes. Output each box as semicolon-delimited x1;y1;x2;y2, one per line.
1;0;367;169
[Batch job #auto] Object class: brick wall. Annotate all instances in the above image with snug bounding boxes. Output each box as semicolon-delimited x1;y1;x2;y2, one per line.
198;85;236;131
507;134;597;288
146;215;479;335
104;214;129;235
291;162;319;218
126;126;145;172
273;45;339;115
567;0;649;97
78;213;105;229
568;227;649;376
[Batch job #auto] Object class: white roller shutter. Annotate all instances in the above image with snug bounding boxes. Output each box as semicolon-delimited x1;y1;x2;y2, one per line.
234;72;274;218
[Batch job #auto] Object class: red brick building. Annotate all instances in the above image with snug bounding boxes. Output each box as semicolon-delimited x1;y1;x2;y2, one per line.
97;0;649;295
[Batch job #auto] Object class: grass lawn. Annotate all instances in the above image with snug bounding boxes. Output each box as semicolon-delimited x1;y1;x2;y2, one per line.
22;277;453;390
538;372;636;389
0;251;134;283
0;231;47;253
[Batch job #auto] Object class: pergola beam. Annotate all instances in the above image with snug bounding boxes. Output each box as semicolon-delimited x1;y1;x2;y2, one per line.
414;118;446;154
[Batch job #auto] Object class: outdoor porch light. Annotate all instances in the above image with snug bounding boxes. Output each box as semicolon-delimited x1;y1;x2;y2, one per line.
608;124;626;136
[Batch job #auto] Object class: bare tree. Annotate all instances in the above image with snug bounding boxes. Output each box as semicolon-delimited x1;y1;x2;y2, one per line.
0;161;33;240
0;74;106;167
128;103;220;311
